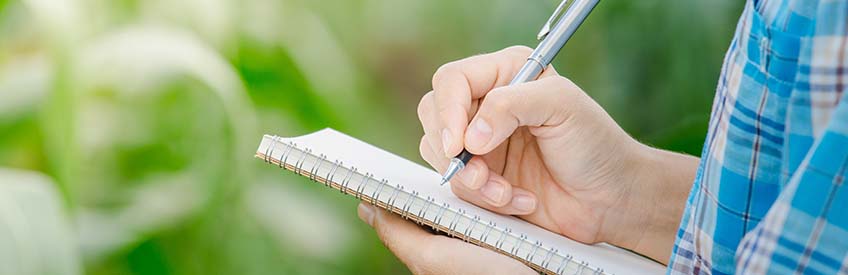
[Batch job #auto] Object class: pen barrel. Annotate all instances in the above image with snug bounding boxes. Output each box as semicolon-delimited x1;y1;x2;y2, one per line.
529;0;600;68
457;149;474;164
510;60;546;85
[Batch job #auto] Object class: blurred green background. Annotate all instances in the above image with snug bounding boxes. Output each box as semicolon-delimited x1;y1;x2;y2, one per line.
0;0;744;274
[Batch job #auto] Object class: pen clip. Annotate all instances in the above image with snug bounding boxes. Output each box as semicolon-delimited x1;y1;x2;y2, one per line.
537;0;569;40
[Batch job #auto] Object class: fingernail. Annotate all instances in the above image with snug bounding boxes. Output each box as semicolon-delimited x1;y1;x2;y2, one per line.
458;165;478;189
441;128;452;156
358;203;375;227
466;118;492;150
481;180;504;204
512;194;537;213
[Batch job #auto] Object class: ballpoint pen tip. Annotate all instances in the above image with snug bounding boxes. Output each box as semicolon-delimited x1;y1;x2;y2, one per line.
440;178;448;185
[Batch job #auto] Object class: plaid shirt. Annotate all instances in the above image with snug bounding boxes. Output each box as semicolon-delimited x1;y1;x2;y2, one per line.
668;0;848;274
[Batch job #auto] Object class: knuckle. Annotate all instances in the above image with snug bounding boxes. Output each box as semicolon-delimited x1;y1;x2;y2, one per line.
373;222;386;239
544;76;581;122
419;136;432;161
417;91;434;120
379;234;401;256
504;45;533;56
432;61;460;87
419;136;443;171
450;183;488;208
551;75;575;90
550;77;571;97
484;92;511;113
550;76;581;103
374;221;395;246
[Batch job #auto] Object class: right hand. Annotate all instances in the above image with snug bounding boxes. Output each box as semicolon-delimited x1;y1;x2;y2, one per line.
418;46;697;263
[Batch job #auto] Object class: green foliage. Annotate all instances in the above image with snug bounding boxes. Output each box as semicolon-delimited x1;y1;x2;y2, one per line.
235;42;342;131
0;1;745;274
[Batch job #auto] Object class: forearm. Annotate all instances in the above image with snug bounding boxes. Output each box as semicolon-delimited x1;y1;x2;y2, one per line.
608;145;698;264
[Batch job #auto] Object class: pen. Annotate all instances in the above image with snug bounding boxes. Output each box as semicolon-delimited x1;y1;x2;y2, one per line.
441;0;600;185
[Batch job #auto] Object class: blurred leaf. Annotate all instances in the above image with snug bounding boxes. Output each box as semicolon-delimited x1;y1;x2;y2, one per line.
126;240;172;275
235;42;341;131
0;116;45;171
0;168;81;275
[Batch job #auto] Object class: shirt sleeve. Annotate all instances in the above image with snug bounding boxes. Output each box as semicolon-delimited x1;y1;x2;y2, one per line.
733;67;848;275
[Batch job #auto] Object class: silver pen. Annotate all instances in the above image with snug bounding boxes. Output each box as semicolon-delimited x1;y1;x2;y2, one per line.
441;0;600;185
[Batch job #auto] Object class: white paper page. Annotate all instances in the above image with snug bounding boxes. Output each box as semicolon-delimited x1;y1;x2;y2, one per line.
270;128;665;274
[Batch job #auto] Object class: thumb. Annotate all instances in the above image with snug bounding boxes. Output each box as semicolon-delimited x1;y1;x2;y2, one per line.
464;76;584;154
357;203;537;275
357;203;434;265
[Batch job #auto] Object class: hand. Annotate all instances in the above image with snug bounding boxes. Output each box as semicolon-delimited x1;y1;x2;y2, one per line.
417;46;698;263
357;203;535;275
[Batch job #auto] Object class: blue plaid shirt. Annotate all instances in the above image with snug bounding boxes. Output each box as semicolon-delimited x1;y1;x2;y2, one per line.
668;0;848;274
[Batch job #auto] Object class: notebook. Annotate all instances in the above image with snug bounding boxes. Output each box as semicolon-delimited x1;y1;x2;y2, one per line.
255;128;665;275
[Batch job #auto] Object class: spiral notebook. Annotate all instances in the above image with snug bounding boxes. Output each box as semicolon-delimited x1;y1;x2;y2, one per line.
255;128;665;275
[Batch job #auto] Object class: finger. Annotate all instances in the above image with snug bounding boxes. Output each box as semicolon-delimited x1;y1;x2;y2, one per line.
419;134;449;173
449;168;538;214
357;203;435;270
432;46;533;157
464;76;582;154
453;157;489;190
358;203;536;275
451;180;538;216
450;168;513;207
417;91;445;159
357;202;444;274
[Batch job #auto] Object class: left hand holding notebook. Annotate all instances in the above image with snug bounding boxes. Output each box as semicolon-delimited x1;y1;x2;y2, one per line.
405;46;700;266
357;202;536;274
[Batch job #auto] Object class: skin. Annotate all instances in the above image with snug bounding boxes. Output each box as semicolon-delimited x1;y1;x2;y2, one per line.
357;46;700;274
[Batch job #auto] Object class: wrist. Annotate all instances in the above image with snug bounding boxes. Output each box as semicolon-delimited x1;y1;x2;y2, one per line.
601;142;698;264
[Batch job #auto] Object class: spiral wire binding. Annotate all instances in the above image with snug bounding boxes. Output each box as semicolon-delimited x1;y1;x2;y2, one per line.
512;233;528;257
434;203;448;225
496;227;512;250
482;221;496;243
294;148;308;174
528;240;542;263
386;185;402;213
462;215;480;242
280;142;295;169
310;154;326;182
340;166;356;195
327;160;341;187
259;135;607;275
542;248;558;270
416;196;433;225
371;179;388;206
556;255;573;275
401;191;416;219
354;173;371;200
448;209;464;232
